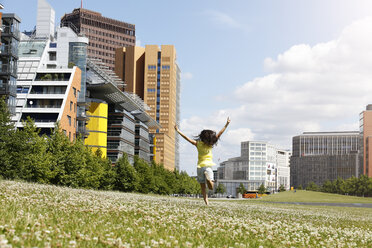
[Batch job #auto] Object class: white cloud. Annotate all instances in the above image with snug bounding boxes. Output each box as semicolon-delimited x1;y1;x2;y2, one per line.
135;39;141;47
181;72;193;80
179;16;372;175
202;10;242;29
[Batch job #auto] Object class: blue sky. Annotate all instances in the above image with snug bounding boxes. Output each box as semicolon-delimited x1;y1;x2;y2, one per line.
5;0;372;175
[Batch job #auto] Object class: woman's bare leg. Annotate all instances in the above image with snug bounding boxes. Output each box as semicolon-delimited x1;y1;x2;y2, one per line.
200;183;208;205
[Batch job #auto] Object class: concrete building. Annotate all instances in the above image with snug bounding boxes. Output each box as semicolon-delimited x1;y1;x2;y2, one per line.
115;45;181;170
217;141;291;197
15;36;83;140
290;132;360;188
61;8;135;71
359;105;372;177
86;58;159;163
13;0;87;141
0;13;21;115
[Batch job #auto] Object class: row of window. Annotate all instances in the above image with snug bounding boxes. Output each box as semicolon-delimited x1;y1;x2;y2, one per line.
148;65;157;70
80;24;134;37
86;34;132;47
88;48;115;58
250;152;267;156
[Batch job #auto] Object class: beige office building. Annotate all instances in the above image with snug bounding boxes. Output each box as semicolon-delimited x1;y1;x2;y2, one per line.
115;45;180;170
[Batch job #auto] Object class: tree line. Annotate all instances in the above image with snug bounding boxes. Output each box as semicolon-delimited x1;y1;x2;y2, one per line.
303;176;372;197
0;98;200;195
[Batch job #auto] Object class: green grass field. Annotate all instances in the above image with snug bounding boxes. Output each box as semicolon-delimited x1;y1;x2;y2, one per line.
257;190;372;203
1;180;371;247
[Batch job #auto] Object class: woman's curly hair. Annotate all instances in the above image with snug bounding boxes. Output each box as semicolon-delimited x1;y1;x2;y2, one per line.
195;129;219;147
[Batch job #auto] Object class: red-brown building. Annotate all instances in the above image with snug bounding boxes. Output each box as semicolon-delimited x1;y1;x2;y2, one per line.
61;8;135;71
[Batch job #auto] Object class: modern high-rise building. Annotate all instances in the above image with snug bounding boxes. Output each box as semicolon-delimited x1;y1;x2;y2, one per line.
217;141;291;197
359;105;372;177
0;13;21;115
290;132;360;188
115;45;181;170
86;58;159;162
60;8;136;71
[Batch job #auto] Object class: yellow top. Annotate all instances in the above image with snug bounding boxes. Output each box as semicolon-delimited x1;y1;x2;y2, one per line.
197;141;215;168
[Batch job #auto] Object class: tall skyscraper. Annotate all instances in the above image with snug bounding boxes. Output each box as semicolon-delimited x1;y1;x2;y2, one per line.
359;105;372;177
290;132;360;188
60;8;136;71
115;45;181;170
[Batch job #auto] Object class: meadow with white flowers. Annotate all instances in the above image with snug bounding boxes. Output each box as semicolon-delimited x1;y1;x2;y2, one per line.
1;180;371;248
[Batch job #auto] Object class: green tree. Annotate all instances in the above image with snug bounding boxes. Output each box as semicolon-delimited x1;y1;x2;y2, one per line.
357;175;370;197
99;159;116;190
113;154;139;192
334;177;346;194
133;156;154;193
72;140;105;189
321;180;333;193
345;176;358;196
215;183;226;194
237;183;247;195
298;185;303;190
306;181;319;191
258;184;266;194
151;162;171;195
0;97;16;179
15;118;53;183
278;184;286;192
47;124;107;189
47;124;87;187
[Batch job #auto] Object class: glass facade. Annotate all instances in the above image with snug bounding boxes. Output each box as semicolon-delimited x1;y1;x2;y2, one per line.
0;14;21;115
291;132;360;188
68;42;87;102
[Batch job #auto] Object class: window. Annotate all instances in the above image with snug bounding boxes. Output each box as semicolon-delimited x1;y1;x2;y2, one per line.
67;115;71;126
148;65;156;70
49;51;56;61
73;87;76;97
17;86;29;94
70;101;73;111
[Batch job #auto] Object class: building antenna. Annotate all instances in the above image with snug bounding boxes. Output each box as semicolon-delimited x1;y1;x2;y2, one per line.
81;0;83;9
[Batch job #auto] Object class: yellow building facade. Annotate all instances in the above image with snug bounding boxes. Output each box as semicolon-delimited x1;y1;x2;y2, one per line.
84;99;108;157
115;45;180;170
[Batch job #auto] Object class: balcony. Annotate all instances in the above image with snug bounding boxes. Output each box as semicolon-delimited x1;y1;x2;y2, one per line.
77;126;90;138
26;104;61;109
1;25;20;40
0;64;17;76
0;44;18;57
0;84;16;96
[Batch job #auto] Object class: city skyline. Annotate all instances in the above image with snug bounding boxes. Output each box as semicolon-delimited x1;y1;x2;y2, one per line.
5;0;372;175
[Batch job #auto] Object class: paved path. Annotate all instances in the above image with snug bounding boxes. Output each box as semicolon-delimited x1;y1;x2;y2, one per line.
264;201;372;208
212;198;372;208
